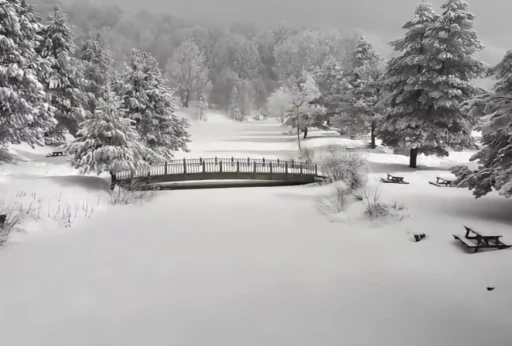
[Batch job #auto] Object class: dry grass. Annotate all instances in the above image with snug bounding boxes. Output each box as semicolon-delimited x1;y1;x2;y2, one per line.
0;191;98;246
362;187;409;221
110;181;158;206
318;184;349;214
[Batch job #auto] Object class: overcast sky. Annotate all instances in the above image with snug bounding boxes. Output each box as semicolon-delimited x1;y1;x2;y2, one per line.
97;0;510;65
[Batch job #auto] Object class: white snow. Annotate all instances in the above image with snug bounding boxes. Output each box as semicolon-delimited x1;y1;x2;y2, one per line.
1;113;512;346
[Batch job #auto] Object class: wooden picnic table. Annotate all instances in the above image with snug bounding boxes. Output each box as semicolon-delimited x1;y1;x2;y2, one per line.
453;226;511;253
464;226;502;244
46;151;64;157
380;173;410;185
436;176;454;187
387;174;404;183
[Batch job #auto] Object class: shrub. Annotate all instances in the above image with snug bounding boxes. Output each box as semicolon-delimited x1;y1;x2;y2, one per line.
319;145;367;190
362;188;409;221
318;183;349;214
298;146;316;164
362;187;388;220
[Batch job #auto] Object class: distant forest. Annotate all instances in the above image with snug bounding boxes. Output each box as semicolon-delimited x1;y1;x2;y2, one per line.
32;0;361;112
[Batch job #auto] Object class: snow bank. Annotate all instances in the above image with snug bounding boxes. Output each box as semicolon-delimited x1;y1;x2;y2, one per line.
1;122;512;346
1;184;511;346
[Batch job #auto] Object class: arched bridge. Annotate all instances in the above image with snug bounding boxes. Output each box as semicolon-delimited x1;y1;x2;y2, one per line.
114;157;322;189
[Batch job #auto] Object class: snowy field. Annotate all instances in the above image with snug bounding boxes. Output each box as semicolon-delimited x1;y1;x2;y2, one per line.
1;113;512;346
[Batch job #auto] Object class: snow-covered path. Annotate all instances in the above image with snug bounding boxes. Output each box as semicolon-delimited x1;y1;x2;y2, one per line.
1;118;512;346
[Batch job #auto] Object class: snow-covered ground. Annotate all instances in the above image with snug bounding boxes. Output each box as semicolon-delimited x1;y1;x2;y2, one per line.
1;113;512;346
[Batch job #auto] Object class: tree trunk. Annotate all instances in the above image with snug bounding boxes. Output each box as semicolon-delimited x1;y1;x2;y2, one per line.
409;148;418;168
303;126;308;139
370;121;376;149
183;90;190;108
297;125;301;149
109;171;116;191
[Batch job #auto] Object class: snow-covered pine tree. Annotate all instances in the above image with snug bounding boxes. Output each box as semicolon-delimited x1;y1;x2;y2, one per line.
78;32;114;114
64;88;150;174
39;6;86;136
341;37;384;148
314;58;347;126
452;50;512;198
119;49;190;160
378;1;484;168
0;0;55;147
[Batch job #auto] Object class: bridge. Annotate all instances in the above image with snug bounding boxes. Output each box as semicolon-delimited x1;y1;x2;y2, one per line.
114;157;321;190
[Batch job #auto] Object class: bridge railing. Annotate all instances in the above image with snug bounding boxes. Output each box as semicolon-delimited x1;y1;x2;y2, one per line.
115;157;318;180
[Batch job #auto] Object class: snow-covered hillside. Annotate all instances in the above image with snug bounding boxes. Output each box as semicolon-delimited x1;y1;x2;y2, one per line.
1;117;512;346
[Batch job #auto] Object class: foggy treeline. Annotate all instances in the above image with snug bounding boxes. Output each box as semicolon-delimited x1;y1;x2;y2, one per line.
33;0;361;114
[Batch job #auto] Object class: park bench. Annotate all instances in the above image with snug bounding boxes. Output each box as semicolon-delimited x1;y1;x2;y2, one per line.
46;151;64;157
381;173;410;185
453;226;511;253
346;147;355;152
429;176;455;187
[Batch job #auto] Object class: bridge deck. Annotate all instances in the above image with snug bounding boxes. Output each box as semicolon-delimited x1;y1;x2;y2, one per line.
114;157;319;187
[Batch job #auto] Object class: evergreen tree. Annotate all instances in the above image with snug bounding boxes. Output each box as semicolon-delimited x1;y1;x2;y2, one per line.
0;0;55;147
452;50;512;198
341;37;385;148
378;1;484;168
314;58;347;126
64;89;150;174
39;6;86;136
120;50;190;160
78;32;113;114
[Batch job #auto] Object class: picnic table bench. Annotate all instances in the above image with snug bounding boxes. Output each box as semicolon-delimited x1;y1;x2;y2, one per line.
381;173;410;185
430;176;455;187
46;151;64;157
453;226;511;253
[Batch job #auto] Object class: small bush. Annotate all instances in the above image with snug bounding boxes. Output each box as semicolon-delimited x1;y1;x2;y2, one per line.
320;145;367;189
386;201;409;221
318;184;349;214
361;188;409;221
362;188;388;220
298;146;316;164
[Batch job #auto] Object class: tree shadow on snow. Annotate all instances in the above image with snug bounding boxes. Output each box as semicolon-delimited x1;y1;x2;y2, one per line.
445;196;512;226
366;161;448;174
223;137;295;143
42;175;111;193
0;149;25;165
